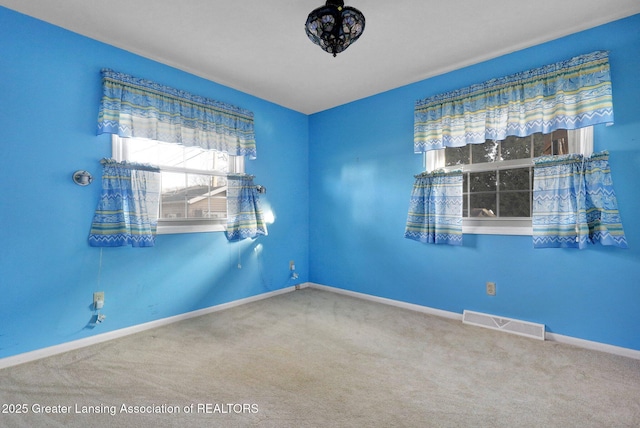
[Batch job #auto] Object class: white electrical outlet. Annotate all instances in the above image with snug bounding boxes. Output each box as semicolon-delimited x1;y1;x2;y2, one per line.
93;291;104;310
486;282;496;296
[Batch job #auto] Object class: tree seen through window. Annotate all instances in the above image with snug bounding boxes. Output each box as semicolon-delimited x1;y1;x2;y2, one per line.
444;130;568;218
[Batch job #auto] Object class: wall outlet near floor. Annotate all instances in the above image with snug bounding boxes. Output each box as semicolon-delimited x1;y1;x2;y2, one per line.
486;282;496;296
93;291;104;310
289;260;295;271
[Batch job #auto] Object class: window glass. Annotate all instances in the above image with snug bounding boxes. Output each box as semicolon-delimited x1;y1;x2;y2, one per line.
445;145;469;166
112;136;241;234
500;189;531;217
499;167;530;191
468;171;496;217
501;135;531;160
471;140;499;164
424;128;590;235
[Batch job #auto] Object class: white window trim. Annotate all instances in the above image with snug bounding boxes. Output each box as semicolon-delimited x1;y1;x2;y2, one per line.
423;128;593;236
159;222;225;235
112;135;244;235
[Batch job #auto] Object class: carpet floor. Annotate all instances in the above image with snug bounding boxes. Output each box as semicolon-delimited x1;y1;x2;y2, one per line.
1;287;639;427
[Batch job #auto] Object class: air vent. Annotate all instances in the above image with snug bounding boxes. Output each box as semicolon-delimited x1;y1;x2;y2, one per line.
462;310;545;340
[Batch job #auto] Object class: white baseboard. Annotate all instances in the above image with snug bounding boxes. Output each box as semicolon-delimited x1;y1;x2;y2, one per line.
545;332;640;360
308;283;462;321
308;283;640;360
2;282;639;369
0;285;299;370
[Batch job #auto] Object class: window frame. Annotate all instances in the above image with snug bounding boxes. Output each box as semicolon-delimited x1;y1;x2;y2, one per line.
112;135;244;235
424;128;593;236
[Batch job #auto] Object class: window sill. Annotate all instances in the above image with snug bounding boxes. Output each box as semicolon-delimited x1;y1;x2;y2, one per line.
157;224;226;235
463;225;532;236
463;218;532;236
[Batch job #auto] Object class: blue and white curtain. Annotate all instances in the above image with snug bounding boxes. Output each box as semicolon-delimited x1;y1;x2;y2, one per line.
97;69;257;159
414;51;613;152
404;171;463;246
89;159;161;247
533;151;627;249
226;174;268;242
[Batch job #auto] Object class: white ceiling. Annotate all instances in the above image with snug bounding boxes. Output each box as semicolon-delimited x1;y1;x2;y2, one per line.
2;1;639;114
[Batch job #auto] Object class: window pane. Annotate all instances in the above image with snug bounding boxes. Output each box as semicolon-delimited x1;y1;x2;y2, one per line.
534;130;569;156
122;138;229;173
500;192;531;217
182;147;229;173
426;129;588;227
156;144;186;167
469;171;496;217
471;140;499;163
160;171;187;219
114;136;239;232
184;174;212;219
551;130;569;155
183;146;214;171
501;135;531;160
160;173;227;220
470;171;496;192
499;168;530;191
470;193;496;217
125;138;162;165
533;132;547;157
445;145;469;166
213;151;230;173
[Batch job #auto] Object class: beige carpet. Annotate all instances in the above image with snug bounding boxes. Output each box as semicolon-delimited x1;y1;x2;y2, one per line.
1;288;639;427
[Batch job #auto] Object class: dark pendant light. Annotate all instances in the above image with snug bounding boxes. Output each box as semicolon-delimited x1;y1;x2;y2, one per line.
305;0;365;57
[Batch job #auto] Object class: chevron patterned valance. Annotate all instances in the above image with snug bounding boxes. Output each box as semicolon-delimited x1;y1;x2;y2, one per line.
414;51;614;153
97;69;257;159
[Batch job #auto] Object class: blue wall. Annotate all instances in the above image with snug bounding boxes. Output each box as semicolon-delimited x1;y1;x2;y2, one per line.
1;6;638;360
0;7;309;358
309;15;640;350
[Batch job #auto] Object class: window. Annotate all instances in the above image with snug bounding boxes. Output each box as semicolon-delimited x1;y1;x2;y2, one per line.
112;136;244;234
424;128;593;235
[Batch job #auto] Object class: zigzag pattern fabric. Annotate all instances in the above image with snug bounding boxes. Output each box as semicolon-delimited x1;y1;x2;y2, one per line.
89;159;161;247
226;174;268;242
533;151;627;249
414;51;614;153
97;69;257;159
404;171;463;246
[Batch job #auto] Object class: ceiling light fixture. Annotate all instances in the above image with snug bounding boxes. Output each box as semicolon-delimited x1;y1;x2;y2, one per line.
305;0;365;57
